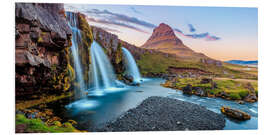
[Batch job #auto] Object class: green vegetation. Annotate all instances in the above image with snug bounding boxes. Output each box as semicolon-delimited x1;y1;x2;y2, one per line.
163;77;257;101
16;114;81;133
137;53;200;75
137;52;257;80
16;92;73;110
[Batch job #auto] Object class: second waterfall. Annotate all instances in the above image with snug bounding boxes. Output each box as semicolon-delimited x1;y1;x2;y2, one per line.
89;41;125;96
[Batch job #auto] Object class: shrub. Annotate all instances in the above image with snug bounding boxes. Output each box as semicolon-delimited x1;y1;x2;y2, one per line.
238;90;249;99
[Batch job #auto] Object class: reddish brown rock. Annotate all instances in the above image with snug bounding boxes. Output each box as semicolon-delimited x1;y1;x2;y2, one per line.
15;3;72;98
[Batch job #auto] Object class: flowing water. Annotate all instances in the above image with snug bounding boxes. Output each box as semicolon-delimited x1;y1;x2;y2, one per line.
63;78;257;130
66;12;86;99
88;41;125;96
121;47;142;83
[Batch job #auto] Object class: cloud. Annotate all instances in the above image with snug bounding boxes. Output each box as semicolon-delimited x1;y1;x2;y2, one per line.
65;5;220;41
130;7;143;15
188;24;196;32
86;9;156;28
185;32;209;38
98;27;122;33
87;17;149;34
174;28;220;41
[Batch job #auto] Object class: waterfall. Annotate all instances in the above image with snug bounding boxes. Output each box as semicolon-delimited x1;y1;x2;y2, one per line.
89;41;124;96
66;12;86;99
121;47;142;83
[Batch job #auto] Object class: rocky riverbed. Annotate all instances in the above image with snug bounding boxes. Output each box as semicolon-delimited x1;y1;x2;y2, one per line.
93;96;226;131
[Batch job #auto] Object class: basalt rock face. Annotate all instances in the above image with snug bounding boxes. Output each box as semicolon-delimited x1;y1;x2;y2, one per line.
15;3;72;98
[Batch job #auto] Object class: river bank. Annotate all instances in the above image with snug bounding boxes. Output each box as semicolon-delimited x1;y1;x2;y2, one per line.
93;96;225;131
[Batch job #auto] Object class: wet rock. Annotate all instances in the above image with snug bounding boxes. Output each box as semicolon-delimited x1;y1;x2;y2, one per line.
237;100;245;104
216;91;229;98
193;87;207;97
183;84;193;95
220;106;251;120
244;83;258;103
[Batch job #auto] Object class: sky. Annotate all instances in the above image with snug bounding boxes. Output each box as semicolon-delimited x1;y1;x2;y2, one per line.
64;4;258;61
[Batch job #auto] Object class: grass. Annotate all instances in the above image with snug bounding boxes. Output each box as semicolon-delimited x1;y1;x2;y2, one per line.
164;78;258;100
16;92;73;110
16;114;81;133
137;52;257;80
137;53;203;75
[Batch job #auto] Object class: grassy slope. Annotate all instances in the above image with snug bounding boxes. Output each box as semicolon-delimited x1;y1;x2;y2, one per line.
137;52;257;80
165;78;258;100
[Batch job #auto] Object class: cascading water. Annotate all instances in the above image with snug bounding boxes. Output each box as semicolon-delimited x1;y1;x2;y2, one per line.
66;12;86;99
121;47;142;83
89;41;124;96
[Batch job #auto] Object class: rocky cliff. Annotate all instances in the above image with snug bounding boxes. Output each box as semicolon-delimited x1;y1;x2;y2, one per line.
15;3;72;98
91;26;178;76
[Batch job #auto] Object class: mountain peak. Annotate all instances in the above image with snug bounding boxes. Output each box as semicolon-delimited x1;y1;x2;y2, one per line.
141;23;211;60
142;23;183;48
155;23;173;31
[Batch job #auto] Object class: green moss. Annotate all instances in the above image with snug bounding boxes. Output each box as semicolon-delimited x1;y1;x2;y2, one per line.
163;78;257;100
228;92;241;100
67;64;75;81
239;90;249;98
78;13;93;47
16;114;80;132
115;42;123;64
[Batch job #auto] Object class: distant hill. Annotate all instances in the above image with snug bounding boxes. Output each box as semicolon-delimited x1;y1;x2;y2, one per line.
225;60;258;65
141;23;211;61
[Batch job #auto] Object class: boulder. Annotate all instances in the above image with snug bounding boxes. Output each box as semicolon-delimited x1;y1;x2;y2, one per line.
193;87;207;97
220;106;251;120
183;84;193;95
200;78;212;84
122;74;140;86
216;91;229;98
237;100;245;104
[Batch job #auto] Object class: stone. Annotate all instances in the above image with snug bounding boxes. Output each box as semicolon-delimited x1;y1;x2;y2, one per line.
183;84;193;95
200;78;212;84
193;87;207;97
220;106;251;120
237;100;245;104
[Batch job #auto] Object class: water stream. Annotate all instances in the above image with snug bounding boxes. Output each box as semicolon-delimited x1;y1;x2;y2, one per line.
121;47;142;83
66;12;86;99
64;78;257;130
88;41;125;96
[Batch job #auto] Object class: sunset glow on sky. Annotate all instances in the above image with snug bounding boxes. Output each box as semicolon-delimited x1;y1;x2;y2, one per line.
65;4;258;61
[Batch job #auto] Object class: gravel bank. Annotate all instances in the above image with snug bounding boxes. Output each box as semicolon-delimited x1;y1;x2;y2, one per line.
94;96;226;131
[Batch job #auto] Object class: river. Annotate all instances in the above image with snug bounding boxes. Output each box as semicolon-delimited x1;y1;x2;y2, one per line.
60;78;257;130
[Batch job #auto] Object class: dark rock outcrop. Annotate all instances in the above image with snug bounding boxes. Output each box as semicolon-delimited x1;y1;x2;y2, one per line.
183;84;193;95
15;3;72;98
244;83;258;103
221;106;251;120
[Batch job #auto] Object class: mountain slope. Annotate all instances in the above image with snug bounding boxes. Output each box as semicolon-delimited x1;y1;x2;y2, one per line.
142;23;209;60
